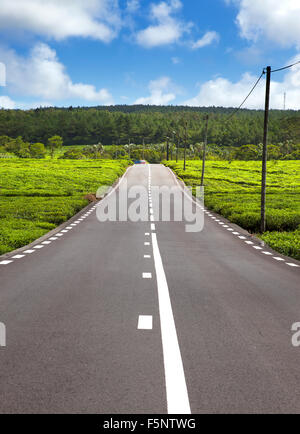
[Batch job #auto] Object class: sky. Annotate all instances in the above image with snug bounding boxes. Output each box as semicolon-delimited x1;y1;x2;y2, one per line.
0;0;300;110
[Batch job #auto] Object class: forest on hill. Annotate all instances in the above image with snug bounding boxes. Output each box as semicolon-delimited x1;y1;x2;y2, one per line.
0;106;299;150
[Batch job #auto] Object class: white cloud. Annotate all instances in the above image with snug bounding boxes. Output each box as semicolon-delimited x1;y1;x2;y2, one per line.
191;31;220;49
0;62;6;86
184;55;300;109
0;0;121;42
126;0;140;13
136;0;191;47
227;0;300;48
0;43;114;105
0;96;15;109
135;76;176;104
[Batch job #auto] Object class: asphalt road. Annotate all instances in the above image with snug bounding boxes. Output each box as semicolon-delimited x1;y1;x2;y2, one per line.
0;164;300;414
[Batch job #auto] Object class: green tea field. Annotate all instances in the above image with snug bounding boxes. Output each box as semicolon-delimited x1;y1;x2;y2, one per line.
0;159;129;255
165;160;300;260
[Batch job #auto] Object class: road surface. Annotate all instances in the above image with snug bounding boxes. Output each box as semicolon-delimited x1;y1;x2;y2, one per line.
0;164;300;414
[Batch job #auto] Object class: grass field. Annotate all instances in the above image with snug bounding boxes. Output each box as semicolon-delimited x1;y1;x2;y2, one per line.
0;159;129;255
164;160;300;260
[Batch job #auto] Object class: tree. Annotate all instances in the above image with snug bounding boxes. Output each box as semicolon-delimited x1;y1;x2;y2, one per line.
17;142;31;158
47;135;63;158
29;143;46;159
60;149;85;159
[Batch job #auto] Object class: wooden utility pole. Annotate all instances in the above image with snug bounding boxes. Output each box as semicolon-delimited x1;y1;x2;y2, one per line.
142;138;145;160
166;136;169;161
183;122;188;171
176;134;179;162
261;66;271;233
201;114;209;186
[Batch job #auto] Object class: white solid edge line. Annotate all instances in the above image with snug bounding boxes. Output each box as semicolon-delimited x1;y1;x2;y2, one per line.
151;232;191;414
166;167;203;211
138;315;153;330
100;165;133;202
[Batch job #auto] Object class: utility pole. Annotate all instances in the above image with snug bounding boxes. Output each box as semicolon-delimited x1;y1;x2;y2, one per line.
261;66;271;233
173;130;179;162
284;92;286;110
183;122;188;171
143;138;145;160
201;114;209;186
171;131;174;160
166;136;170;161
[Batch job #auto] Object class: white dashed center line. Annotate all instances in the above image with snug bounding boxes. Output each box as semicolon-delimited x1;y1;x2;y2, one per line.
138;315;153;330
143;272;152;279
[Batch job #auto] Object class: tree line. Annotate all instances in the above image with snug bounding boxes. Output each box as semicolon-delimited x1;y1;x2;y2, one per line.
0;106;299;160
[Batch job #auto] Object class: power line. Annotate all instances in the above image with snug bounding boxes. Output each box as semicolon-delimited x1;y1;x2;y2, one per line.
223;60;300;122
271;60;300;73
225;70;265;122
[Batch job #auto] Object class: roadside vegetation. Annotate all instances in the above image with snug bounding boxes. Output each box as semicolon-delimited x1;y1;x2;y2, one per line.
0;159;129;255
164;160;300;260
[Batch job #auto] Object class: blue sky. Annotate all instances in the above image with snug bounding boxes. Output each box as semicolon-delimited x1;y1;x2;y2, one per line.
0;0;300;109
